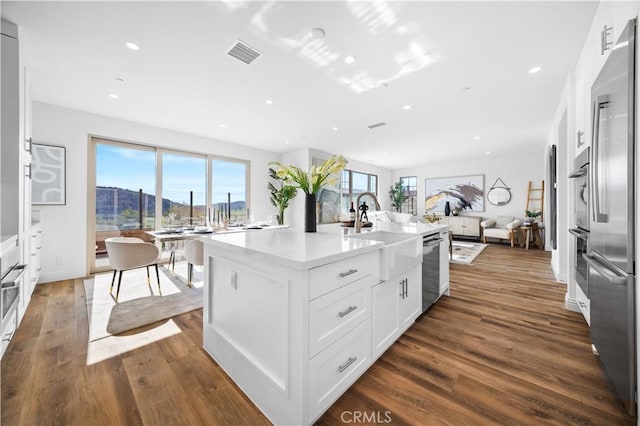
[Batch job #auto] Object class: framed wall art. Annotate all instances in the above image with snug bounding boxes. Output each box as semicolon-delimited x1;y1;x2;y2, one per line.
425;174;484;213
32;143;66;205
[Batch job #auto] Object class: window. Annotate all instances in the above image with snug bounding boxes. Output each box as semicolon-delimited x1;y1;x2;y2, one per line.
400;176;417;215
90;137;249;272
211;159;247;223
162;152;207;227
341;169;378;218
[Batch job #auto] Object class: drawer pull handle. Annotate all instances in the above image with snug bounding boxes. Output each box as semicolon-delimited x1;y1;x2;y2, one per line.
338;268;358;278
338;305;357;318
2;331;14;342
579;301;586;308
337;356;357;373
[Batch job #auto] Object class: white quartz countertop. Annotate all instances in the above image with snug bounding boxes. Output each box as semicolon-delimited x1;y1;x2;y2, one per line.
201;227;383;270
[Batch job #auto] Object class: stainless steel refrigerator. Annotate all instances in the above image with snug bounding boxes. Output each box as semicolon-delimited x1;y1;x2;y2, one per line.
585;18;636;415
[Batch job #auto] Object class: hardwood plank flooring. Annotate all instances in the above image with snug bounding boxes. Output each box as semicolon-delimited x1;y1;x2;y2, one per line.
2;244;634;425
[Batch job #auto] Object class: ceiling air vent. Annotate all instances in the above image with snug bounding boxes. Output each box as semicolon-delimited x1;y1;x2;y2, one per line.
227;40;262;65
367;121;387;130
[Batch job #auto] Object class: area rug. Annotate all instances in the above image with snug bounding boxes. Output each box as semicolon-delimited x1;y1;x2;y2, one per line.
83;262;203;342
451;241;488;265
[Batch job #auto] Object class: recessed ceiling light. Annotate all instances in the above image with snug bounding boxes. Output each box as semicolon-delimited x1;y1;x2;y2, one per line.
125;42;140;51
462;86;471;92
265;99;274;105
528;66;542;74
332;127;338;131
344;55;356;64
377;82;388;89
485;151;491;155
108;94;119;99
220;124;227;128
284;140;290;144
114;77;124;82
309;27;326;40
403;105;411;110
474;136;480;140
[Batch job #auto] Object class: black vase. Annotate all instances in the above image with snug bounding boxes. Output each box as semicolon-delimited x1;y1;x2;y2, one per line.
304;193;317;232
444;201;451;216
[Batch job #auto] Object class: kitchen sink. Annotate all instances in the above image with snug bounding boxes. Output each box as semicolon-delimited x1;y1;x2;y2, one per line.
349;231;422;280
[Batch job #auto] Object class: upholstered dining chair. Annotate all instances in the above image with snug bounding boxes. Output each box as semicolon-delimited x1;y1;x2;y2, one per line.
184;239;204;287
105;237;162;301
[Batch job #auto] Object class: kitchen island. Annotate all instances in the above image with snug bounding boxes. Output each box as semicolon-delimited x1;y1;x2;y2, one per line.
201;223;447;425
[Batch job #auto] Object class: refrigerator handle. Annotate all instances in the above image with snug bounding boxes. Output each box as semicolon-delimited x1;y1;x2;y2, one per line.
583;253;627;285
591;95;609;223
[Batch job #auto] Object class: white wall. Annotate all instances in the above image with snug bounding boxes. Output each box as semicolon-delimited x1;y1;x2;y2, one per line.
32;101;281;283
392;151;545;222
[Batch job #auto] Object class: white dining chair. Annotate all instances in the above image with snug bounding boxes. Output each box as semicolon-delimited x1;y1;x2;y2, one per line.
184;239;204;287
105;237;162;301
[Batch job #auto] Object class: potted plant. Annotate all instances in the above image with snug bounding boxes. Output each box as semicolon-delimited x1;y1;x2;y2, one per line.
524;209;541;225
270;155;348;232
389;181;408;212
268;167;298;226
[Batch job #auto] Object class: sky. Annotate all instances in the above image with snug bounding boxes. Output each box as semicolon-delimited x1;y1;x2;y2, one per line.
96;144;246;206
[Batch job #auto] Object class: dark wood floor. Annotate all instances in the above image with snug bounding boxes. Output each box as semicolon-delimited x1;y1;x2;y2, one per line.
2;244;634;425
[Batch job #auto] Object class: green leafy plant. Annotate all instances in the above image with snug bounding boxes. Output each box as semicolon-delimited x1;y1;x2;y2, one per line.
269;155;348;195
389;181;408;212
525;209;542;218
268;167;298;225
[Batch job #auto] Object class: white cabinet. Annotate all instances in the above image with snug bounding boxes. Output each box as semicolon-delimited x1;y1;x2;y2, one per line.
372;265;421;360
308;320;371;421
371;279;400;359
203;246;378;425
308;276;371;358
399;265;421;330
576;284;590;326
439;216;481;239
439;231;450;296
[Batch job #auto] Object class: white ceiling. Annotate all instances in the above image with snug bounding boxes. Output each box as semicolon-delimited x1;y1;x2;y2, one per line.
3;1;598;169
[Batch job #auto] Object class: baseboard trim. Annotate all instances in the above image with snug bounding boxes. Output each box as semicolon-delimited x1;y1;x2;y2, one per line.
38;269;87;284
565;294;580;313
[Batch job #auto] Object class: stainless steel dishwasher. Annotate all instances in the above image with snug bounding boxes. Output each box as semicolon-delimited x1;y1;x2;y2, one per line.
422;232;443;312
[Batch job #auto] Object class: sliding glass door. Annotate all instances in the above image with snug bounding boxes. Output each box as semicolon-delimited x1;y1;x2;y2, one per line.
162;152;207;227
89;138;250;273
94;142;156;269
211;159;247;224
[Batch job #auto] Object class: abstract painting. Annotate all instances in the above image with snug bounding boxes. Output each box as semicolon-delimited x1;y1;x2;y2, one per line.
425;174;484;213
32;143;66;205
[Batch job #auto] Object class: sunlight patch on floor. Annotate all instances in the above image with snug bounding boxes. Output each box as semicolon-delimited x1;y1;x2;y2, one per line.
86;319;182;365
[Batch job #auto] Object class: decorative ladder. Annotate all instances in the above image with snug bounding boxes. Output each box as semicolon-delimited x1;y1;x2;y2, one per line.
526;180;545;221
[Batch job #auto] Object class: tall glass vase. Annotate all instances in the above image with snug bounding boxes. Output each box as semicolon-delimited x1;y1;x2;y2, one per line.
304;193;317;232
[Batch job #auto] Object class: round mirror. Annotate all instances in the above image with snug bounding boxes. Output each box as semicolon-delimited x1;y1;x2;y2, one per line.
487;187;511;206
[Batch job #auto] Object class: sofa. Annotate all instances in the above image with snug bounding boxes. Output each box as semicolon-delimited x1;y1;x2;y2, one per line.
480;216;521;247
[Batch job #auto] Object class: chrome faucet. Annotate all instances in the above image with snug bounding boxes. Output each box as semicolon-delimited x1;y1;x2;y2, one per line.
354;192;381;233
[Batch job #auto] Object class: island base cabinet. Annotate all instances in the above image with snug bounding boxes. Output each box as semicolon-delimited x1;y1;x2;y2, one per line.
372;279;400;360
308;320;372;422
203;255;306;425
399;265;421;330
372;264;421;360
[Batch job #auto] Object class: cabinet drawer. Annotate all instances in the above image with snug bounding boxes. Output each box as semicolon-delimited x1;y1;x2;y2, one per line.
31;230;42;251
308;320;371;422
309;252;376;300
576;284;590;326
309;277;371;358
